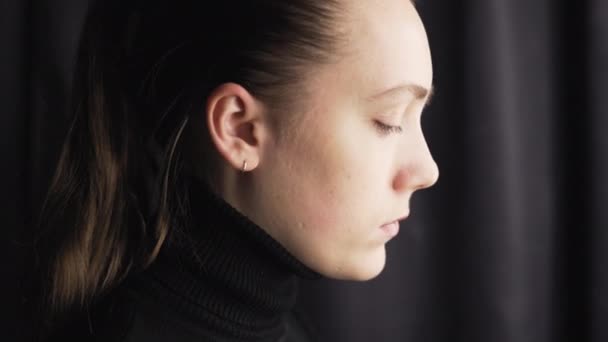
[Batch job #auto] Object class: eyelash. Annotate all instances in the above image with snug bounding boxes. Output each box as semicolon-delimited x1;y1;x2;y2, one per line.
374;120;403;135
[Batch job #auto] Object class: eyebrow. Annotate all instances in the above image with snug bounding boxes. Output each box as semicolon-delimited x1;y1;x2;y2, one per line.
366;83;435;107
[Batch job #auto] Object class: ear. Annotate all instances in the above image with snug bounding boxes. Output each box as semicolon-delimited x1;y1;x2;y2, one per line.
205;82;267;172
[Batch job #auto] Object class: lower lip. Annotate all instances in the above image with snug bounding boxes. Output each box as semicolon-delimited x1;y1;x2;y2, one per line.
380;221;400;237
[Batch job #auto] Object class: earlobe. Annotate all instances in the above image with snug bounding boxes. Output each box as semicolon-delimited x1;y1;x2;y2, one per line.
205;82;264;172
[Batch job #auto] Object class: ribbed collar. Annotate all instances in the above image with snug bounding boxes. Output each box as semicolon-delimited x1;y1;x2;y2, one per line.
128;176;320;341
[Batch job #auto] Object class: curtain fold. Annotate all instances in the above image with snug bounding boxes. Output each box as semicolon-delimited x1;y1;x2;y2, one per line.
589;1;608;341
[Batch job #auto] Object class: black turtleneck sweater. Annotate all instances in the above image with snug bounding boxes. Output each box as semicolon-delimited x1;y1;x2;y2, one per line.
45;178;320;342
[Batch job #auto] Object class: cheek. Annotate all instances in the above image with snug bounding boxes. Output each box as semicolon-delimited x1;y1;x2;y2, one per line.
283;118;383;237
261;109;396;279
287;145;346;233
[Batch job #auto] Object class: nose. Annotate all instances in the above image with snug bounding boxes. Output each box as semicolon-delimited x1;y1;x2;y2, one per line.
392;134;439;192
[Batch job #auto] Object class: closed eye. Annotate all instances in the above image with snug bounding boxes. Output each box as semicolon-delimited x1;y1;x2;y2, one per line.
374;120;403;135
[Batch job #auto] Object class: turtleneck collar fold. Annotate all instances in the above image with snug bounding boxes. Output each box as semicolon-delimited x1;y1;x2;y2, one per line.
128;177;320;340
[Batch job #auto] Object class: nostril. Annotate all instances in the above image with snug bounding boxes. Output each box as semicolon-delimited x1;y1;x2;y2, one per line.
391;167;411;192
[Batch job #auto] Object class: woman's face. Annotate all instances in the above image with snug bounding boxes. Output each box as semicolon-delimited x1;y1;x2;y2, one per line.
241;0;438;280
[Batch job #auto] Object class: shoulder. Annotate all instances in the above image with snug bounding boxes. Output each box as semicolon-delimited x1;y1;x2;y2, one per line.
41;289;135;342
122;294;321;342
42;286;199;342
42;283;320;342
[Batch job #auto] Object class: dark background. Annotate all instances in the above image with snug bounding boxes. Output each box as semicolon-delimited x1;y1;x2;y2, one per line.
2;0;607;341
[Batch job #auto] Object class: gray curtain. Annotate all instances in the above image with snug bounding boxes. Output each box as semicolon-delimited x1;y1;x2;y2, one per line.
3;1;607;341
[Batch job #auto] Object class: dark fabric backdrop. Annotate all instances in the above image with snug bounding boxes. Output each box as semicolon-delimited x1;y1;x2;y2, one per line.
3;1;607;341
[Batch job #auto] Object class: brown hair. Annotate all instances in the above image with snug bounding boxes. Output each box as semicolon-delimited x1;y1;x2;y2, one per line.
32;0;348;330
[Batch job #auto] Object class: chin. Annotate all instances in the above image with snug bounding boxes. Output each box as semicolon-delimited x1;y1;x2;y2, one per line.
322;247;387;281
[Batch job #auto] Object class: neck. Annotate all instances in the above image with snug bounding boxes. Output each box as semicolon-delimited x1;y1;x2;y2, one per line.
127;176;319;340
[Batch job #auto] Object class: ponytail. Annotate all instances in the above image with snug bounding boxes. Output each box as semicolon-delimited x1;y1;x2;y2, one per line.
33;1;185;325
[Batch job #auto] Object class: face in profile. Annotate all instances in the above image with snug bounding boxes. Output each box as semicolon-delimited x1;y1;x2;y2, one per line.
209;0;439;281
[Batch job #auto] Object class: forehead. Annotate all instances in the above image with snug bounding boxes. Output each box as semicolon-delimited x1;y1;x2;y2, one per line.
334;0;433;98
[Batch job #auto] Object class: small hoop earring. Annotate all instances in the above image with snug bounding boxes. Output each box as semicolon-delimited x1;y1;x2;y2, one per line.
242;160;248;172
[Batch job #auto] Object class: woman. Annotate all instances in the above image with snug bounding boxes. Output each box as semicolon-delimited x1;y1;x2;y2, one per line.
31;0;439;341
